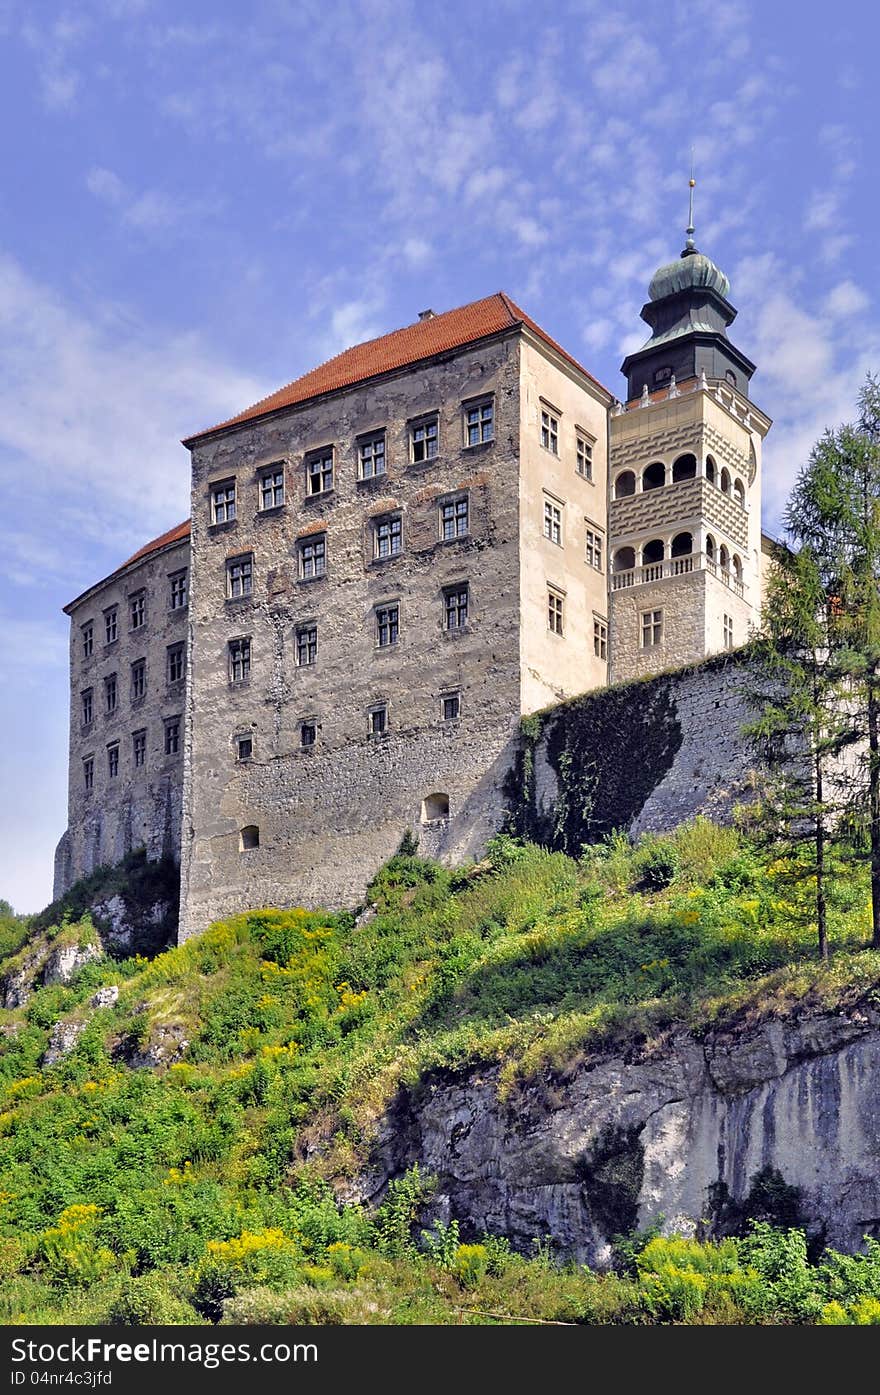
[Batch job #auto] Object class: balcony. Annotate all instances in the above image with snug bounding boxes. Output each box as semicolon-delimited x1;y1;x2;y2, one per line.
611;551;745;597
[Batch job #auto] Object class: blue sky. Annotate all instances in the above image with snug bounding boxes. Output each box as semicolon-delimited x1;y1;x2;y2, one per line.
0;0;877;911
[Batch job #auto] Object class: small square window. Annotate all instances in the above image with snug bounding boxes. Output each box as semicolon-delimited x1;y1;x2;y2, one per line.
593;617;608;660
464;398;494;446
170;570;188;609
541;408;559;455
576;434;594;480
105;673;118;713
130;593;146;630
167;644;185;685
211;481;236;524
374;515;402;559
723;613;734;650
369;705;387;736
227;554;253;599
305;450;333;496
442;692;461;721
411;416;439;463
300;720;317;748
164;720;180;756
83;755;94;792
260;465;286;510
131;659;146;701
82;623;93;659
236;735;253;761
641;609;663;648
444;584;469;631
229;637;251;683
104;608;118;645
586;526;604;571
548;590;564;635
81;689;93;726
440;496;469;540
299;535;326;579
296;625;317;667
543;499;563;546
376;604;399;648
107;744;119;778
133;730;146;768
359;432;386;480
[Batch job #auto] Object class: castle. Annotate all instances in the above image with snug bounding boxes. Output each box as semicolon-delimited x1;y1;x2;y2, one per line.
53;222;775;938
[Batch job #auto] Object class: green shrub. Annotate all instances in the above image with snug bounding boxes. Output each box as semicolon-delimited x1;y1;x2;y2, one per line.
108;1273;200;1325
634;836;681;891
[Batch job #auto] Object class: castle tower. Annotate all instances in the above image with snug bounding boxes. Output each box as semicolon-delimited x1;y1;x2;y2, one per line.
607;191;771;683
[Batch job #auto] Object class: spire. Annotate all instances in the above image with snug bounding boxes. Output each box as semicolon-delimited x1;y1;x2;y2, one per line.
684;153;696;257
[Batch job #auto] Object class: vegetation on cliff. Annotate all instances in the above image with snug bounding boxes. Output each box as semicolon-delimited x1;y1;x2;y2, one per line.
2;822;880;1325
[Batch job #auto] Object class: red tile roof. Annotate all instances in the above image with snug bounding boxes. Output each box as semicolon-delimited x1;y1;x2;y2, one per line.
184;292;611;444
119;519;191;569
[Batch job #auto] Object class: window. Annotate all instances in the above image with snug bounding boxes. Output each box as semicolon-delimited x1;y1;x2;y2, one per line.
133;730;146;768
614;470;636;499
229;638;251;683
411;416;439;462
373;515;402;560
211;481;236;524
83;756;94;792
440;495;469;540
82;623;93;659
376;604;399;648
576;433;594;480
260;465;286;510
421;792;450;821
131;659;146;701
299;535;326;579
164;720;180;756
107;743;119;778
464;398;494;446
586;526;604;571
442;692;461;721
240;825;259;850
541;408;559;455
368;705;387;736
236;735;253;762
81;690;93;726
593;617;608;660
300;720;317;748
548;589;564;635
296;625;317;667
227;554;253;599
105;608;118;645
305;450;333;496
543;499;563;546
723;614;734;650
105;673;117;714
130;592;145;630
170;570;188;609
444;584;469;631
641;609;663;648
359;432;386;479
167;643;185;685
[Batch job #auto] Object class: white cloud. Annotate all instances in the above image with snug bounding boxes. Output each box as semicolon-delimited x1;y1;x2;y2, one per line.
86;165;185;234
824;280;870;319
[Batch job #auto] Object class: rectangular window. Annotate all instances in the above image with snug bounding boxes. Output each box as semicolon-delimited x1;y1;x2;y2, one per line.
164;720;180;756
167;644;185;685
300;720;317;748
104;608;118;645
593;617;608;660
359;432;386;480
82;623;93;659
105;673;117;714
227;554;253;599
133;729;146;768
464;398;494;446
548;590;564;635
541;408;559;455
444;584;469;631
376;604;399;648
442;692;461;721
211;481;236;524
411;417;439;463
374;515;402;559
543;499;563;546
586;526;604;571
296;625;317;667
260;465;285;510
107;743;119;778
641;609;664;648
81;690;93;726
369;705;387;736
305;450;333;496
236;735;253;761
83;756;94;792
299;535;326;579
130;593;145;630
170;570;188;610
131;659;146;701
229;638;251;683
440;496;469;540
723;614;734;650
576;433;594;481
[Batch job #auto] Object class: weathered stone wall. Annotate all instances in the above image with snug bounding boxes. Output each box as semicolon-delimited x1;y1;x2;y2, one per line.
54;536;189;897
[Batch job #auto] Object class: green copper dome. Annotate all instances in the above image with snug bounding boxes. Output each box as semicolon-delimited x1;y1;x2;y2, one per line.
648;250;731;303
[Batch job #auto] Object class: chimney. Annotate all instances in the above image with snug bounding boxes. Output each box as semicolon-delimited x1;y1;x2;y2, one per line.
418;308;436;321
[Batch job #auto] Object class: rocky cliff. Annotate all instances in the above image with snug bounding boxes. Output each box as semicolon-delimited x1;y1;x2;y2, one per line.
359;1003;880;1264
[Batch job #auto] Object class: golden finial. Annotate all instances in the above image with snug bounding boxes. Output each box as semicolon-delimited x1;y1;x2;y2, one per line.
685;152;696;253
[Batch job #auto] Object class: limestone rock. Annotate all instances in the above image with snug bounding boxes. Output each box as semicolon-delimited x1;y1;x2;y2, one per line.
43;941;102;986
